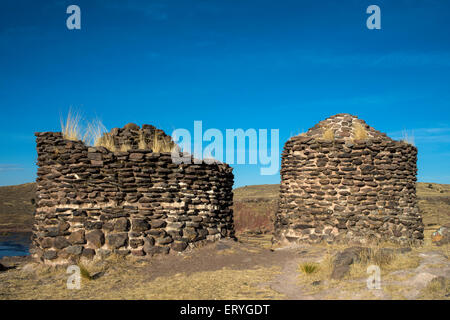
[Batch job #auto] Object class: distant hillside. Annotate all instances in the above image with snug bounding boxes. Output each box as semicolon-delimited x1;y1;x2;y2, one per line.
0;183;36;233
233;184;279;202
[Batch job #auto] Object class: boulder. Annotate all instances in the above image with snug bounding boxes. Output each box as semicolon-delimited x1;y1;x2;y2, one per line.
82;248;96;259
432;224;450;246
331;246;370;280
86;230;105;248
171;240;188;252
106;233;128;249
114;218;130;232
43;250;58;260
68;230;86;245
131;219;150;232
54;236;71;249
65;245;83;256
124;123;140;130
144;246;170;256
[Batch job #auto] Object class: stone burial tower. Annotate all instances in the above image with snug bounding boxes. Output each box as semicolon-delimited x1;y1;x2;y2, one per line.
32;123;234;264
274;113;423;245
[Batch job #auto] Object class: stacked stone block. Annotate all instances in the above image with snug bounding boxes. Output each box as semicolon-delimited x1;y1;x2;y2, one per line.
274;114;424;245
32;127;234;264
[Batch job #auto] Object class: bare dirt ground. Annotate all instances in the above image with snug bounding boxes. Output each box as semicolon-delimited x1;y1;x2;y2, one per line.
1;234;448;300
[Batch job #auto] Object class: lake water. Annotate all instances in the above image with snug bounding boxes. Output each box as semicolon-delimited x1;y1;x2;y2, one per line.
0;233;31;259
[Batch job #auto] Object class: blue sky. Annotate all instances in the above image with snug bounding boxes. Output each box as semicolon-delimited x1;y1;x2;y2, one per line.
0;0;449;187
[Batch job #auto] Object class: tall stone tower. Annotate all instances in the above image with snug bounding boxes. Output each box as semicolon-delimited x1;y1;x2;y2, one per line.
274;113;423;245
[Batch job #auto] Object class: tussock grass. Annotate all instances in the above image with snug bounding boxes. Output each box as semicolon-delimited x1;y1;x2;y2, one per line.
78;264;92;281
138;131;147;149
151;131;176;153
321;128;335;141
97;133;116;151
296;252;335;295
58;110;178;153
60;109;82;141
401;130;415;146
349;248;422;279
84;119;117;151
298;251;335;283
419;276;450;299
119;143;132;152
353;122;368;140
299;262;319;274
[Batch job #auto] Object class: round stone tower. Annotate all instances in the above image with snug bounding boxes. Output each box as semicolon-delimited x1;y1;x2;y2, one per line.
274;113;423;245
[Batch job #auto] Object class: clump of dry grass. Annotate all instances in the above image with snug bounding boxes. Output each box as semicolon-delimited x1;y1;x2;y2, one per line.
321;128;335;141
97;133;116;151
84;119;117;151
299;262;319;275
119;143;132;152
60;110;82;141
401;130;415;146
78;264;92;281
359;248;395;267
151;131;176;152
419;276;450;299
296;252;336;295
138;131;147;149
58;110;179;153
353;122;368;140
349;247;422;279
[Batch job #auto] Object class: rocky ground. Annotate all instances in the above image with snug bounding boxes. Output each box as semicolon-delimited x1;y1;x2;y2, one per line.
0;234;448;299
0;182;449;299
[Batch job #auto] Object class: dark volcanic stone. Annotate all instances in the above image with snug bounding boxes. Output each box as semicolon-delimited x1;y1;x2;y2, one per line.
54;236;71;249
171;241;188;252
82;248;96;259
86;230;105;248
43;250;58;260
131;219;150;232
65;245;83;256
144;246;170;256
106;233;128;249
331;247;370;280
151;220;166;229
114;218;130;232
68;230;86;245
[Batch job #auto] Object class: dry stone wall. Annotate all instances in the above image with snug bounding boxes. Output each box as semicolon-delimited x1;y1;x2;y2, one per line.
108;123;172;150
32;127;234;264
274;114;424;245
